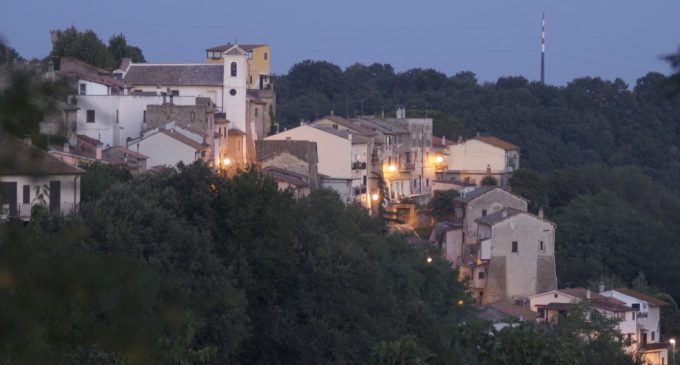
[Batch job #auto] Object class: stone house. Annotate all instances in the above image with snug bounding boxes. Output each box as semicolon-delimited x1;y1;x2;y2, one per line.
255;140;319;198
475;208;557;304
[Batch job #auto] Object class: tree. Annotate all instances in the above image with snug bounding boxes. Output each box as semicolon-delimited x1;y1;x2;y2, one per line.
50;27;114;69
0;41;23;63
80;162;132;203
427;189;459;221
509;168;548;213
480;176;497;186
108;33;145;65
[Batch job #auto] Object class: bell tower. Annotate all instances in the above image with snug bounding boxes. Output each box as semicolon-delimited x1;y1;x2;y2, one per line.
223;45;248;132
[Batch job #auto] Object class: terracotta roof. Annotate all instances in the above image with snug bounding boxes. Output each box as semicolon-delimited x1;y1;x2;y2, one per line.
158;129;208;151
432;135;456;147
613;288;669;307
255;140;318;164
77;134;103;146
313;116;376;136
472;136;519;151
206;43;266;52
105;146;148;160
58;57;123;87
124;64;223;86
537;302;576;311
487;302;539;320
0;132;83;175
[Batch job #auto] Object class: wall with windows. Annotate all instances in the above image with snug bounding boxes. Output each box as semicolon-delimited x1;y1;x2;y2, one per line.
78;79;110;95
0;174;80;219
446;139;510;173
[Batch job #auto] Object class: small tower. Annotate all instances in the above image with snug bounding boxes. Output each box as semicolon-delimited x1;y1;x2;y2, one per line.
540;13;546;84
223;45;248;133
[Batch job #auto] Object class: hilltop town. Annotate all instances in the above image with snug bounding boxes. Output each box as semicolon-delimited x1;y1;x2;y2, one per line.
1;34;679;365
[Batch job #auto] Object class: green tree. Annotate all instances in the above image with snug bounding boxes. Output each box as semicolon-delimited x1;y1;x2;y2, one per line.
50;27;114;69
427;189;459;221
509;168;548;213
108;33;146;65
80;162;132;203
0;41;23;63
480;175;497;186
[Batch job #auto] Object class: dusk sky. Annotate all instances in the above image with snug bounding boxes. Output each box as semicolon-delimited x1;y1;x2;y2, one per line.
2;0;679;86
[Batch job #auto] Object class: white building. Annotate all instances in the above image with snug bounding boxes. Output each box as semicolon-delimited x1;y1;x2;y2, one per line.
0;132;82;220
601;288;669;364
127;124;210;169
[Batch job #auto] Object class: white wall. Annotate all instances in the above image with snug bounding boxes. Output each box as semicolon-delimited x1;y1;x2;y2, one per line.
128;132;198;168
266;125;351;179
129;86;223;109
0;174;80;218
79;79;109;95
76;95;196;147
321;178;353;203
447;139;507;172
223;52;248;132
602;290;663;345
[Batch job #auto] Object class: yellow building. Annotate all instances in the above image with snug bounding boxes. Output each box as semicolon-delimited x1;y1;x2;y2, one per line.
205;43;271;90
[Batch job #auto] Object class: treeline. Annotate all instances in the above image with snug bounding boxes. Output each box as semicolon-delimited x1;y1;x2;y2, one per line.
0;163;640;364
275;61;680;190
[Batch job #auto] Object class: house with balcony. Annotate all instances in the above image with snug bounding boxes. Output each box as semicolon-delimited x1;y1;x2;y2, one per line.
600;288;669;364
444;135;520;186
0;132;82;221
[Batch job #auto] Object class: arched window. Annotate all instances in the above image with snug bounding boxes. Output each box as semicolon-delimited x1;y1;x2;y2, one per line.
231;62;237;77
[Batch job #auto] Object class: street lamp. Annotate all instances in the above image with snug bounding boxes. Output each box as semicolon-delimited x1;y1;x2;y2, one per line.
671;338;676;365
388;164;397;173
371;193;380;201
435;155;444;164
426;256;433;264
223;157;231;166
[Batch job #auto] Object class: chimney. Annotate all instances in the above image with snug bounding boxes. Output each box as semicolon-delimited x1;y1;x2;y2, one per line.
599;282;605;293
538;207;544;218
442;136;446;146
457;135;463;143
501;209;507;218
95;143;102;160
586;289;591;299
63;143;69;153
22;136;32;147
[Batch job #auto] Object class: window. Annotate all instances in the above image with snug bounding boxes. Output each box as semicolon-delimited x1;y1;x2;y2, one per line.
23;185;30;204
86;110;95;123
651;331;655;341
190;111;195;122
632;312;636;320
264;52;268;60
539;240;545;252
482;209;487;216
254;108;259;117
478;271;485;280
426;178;430;187
632;303;640;311
79;83;87;95
246;51;253;60
414;179;418;188
511;241;518;253
231;62;237;77
230;89;237;96
332;124;338;129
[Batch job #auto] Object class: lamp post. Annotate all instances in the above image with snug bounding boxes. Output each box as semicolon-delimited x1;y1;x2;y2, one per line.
671;338;676;365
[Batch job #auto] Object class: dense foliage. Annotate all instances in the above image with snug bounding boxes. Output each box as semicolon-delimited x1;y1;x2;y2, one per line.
49;27;145;69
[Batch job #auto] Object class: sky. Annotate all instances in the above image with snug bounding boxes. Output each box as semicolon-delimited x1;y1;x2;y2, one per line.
1;0;679;86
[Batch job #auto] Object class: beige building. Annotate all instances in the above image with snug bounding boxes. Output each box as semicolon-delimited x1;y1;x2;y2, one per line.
255;140;319;199
205;43;271;90
475;208;557;304
445;136;520;186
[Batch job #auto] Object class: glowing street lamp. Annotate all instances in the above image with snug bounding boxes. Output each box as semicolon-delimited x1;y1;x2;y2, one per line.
388;164;397;173
223;157;231;166
426;256;433;263
435;155;444;164
371;193;380;201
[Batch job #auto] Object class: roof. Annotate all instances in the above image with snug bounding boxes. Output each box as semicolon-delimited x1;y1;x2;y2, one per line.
536;303;576;311
475;207;525;226
261;166;308;187
455;186;528;204
312;126;350;139
357;118;410;135
314;116;376;136
77;134;103;146
0;132;83;175
124;64;223;86
105;146;148;160
158;129;208;151
255;140;318;164
612;288;668;307
206;43;267;52
485;302;539;321
641;343;669;351
58;57;123;87
472;136;519;151
432;136;456;147
558;288;612;301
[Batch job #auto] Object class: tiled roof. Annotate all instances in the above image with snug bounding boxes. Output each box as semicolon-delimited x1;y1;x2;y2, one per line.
455;186;496;203
313;126;350;140
206;43;266;52
613;288;668;306
58;57;123;87
105;146;148;160
558;288;613;302
255;140;318;164
487;302;539;320
473;136;519;151
124;64;223;86
313;116;376;136
159;129;208;151
0;132;83;175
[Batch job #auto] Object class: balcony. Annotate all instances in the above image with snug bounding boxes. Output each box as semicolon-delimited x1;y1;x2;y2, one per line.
352;161;367;170
352;186;367;196
399;162;415;172
1;202;80;221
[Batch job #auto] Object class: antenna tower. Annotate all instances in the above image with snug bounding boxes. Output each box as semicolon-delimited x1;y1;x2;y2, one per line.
541;13;545;84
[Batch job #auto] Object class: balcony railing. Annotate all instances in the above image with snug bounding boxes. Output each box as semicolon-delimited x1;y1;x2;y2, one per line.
352;186;367;196
399;162;415;172
352;161;367;170
6;202;80;220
